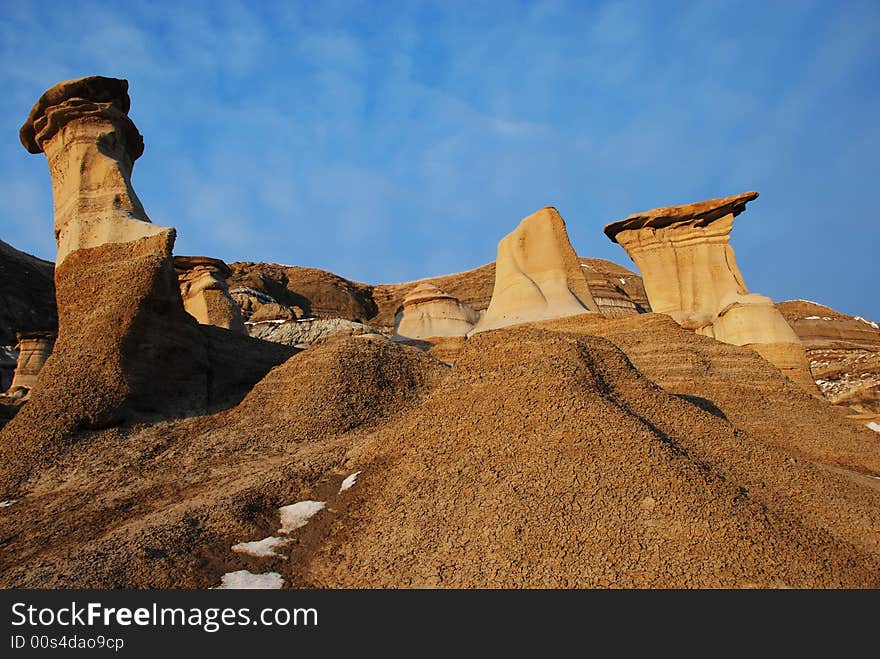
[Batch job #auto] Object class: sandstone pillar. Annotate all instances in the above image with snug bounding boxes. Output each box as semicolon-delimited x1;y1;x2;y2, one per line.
9;332;55;392
471;207;599;334
20;76;169;266
394;283;479;340
2;76;294;492
174;256;246;334
604;192;814;387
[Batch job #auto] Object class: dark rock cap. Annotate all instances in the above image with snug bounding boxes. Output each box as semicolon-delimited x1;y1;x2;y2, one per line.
604;191;759;243
173;256;233;278
20;76;141;158
15;331;57;342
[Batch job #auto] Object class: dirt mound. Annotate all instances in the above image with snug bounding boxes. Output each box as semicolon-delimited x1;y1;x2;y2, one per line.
539;313;880;475
0;236;294;494
3;261;879;588
0;239;56;347
0;337;445;587
302;324;880;587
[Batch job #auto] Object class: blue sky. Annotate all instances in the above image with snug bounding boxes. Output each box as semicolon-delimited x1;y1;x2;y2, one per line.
1;0;878;319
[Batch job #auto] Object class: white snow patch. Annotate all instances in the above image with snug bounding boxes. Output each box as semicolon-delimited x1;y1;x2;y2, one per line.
854;316;879;330
232;536;291;558
244;319;287;326
0;500;17;507
339;471;361;492
618;278;626;285
278;500;325;533
867;422;880;434
217;570;284;589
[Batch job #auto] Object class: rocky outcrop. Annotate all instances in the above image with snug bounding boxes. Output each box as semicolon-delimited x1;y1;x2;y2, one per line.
778;300;880;421
579;257;650;318
0;239;57;347
8;331;55;393
248;302;299;323
247;317;379;348
470;207;599;334
174;256;245;333
605;192;813;388
19;77;169;266
0;77;295;491
228;255;647;333
228;262;376;323
393;284;479;340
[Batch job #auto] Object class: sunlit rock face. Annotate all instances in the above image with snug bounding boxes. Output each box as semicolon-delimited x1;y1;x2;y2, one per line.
394;283;479;340
604;192;814;389
174;256;246;334
19;76;169;266
1;76;295;491
471;207;599;334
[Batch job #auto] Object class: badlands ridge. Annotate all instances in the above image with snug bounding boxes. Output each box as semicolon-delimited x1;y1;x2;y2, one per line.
0;77;878;588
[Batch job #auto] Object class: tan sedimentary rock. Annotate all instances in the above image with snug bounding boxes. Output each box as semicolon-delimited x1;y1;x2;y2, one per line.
0;77;295;490
20;76;170;266
778;300;880;417
604;192;813;387
9;332;55;392
248;302;299;323
471;207;599;334
394;283;479;340
578;257;651;318
174;256;246;334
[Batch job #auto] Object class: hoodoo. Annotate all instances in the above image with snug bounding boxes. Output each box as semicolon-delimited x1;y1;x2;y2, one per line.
174;256;246;333
8;331;55;393
394;283;479;340
471;207;599;334
0;77;294;490
604;192;814;387
20;76;169;266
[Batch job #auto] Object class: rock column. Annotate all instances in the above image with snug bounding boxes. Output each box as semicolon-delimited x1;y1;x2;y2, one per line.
394;283;479;340
604;192;814;387
174;256;246;334
20;76;170;266
9;332;55;392
471;207;599;334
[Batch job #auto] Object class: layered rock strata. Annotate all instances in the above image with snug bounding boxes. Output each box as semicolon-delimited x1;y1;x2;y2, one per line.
778;300;880;420
174;256;246;333
9;331;55;392
471;207;599;334
394;284;479;340
247;317;379;348
604;192;813;387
